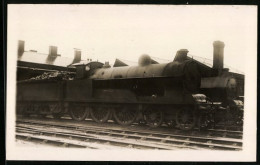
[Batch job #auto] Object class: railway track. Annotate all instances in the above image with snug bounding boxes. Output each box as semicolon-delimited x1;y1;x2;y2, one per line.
17;115;243;138
16;117;243;150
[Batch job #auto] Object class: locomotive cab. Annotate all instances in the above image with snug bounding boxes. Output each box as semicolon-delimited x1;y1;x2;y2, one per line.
71;61;104;79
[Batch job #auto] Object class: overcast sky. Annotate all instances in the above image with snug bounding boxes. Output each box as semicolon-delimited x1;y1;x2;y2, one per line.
8;5;257;72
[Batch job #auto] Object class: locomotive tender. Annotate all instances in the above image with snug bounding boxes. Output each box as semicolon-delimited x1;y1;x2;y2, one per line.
16;41;244;130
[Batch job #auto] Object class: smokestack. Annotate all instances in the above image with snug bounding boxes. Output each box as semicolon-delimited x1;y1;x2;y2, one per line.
49;46;58;56
174;49;189;62
73;49;81;63
213;41;225;71
18;40;25;57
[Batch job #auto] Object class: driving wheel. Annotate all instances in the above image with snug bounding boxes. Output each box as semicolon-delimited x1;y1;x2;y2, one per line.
175;108;196;131
143;109;163;128
90;107;111;123
69;104;90;121
113;107;137;125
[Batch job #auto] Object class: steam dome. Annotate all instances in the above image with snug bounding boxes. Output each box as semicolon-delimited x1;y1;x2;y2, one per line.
138;54;152;66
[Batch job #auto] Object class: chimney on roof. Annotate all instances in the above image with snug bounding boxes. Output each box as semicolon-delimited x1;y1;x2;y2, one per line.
174;49;189;62
213;41;225;72
49;46;58;56
18;40;25;57
73;49;81;64
46;45;58;65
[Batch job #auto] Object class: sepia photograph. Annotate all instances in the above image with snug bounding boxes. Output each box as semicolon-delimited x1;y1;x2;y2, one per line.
6;4;257;161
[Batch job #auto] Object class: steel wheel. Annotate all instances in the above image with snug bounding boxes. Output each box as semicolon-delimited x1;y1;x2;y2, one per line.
49;104;63;119
113;107;137;125
144;109;163;128
164;112;176;128
37;105;48;118
235;110;244;126
175;108;196;131
90;107;111;123
165;119;176;128
198;113;211;130
69;105;90;121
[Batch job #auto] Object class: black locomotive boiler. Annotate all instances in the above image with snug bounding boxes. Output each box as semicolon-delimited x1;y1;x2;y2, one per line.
16;48;214;130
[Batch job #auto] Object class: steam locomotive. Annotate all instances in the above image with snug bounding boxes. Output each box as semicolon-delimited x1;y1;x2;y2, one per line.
16;41;244;131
